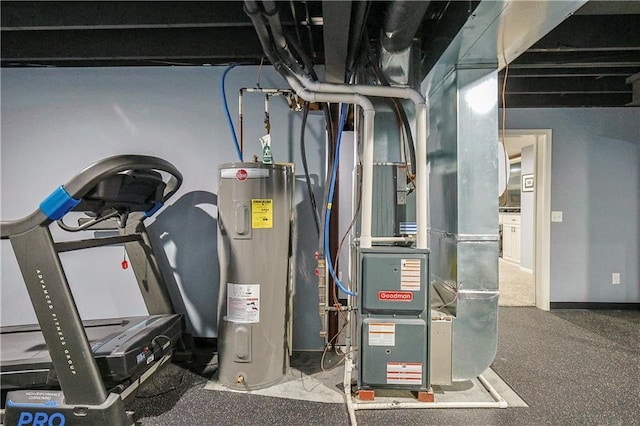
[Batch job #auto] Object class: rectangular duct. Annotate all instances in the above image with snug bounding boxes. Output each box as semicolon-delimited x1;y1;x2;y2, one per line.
428;66;500;381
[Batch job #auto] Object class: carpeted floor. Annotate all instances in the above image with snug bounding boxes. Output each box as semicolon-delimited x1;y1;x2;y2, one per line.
127;308;640;425
499;259;535;306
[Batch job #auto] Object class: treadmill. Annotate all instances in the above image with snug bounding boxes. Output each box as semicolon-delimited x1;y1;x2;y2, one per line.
1;155;186;425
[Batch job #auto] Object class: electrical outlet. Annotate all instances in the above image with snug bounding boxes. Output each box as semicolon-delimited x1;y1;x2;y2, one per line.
612;273;621;285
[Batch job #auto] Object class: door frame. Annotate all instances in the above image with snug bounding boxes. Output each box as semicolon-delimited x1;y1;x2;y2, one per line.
501;129;552;310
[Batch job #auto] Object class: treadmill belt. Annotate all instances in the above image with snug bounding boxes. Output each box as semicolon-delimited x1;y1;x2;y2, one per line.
0;315;182;389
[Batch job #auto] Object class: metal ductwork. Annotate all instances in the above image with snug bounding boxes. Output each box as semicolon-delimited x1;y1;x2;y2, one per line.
381;0;431;53
379;0;430;86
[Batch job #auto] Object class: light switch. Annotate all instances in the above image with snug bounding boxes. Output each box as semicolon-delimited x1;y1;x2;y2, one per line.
612;273;621;285
551;211;563;222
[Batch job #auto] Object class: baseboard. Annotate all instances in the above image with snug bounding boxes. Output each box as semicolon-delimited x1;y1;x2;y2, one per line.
551;302;640;310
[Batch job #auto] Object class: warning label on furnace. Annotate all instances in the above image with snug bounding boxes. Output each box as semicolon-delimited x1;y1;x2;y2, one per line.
368;323;395;347
251;199;273;229
400;258;421;291
227;283;260;323
386;362;423;385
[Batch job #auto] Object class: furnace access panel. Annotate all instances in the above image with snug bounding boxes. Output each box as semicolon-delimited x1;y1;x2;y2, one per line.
357;247;430;391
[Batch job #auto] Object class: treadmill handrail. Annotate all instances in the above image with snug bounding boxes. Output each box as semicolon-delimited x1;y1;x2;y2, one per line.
1;155;182;238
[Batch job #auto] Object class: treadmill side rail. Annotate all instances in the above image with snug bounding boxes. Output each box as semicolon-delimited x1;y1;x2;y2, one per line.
121;214;176;315
9;226;108;406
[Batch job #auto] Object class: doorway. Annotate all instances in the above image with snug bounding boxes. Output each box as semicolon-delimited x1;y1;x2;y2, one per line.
499;129;552;310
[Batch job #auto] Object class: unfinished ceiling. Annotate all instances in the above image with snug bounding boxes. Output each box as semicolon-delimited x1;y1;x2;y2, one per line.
2;1;639;107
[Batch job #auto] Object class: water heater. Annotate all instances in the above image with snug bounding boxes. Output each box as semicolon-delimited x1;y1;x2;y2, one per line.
217;162;295;390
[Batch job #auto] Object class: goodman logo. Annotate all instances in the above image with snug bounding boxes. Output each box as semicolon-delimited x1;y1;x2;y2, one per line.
378;291;413;302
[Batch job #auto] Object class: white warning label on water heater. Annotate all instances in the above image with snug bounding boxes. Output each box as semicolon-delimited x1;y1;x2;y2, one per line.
386;362;423;385
227;283;260;323
368;323;395;347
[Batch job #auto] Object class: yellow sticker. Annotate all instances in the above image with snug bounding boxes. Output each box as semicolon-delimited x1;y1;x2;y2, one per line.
251;199;273;229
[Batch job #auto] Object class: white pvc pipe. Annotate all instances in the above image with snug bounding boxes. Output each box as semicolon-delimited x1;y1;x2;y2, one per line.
349;372;508;411
344;357;358;425
415;103;428;249
352;401;506;410
368;236;416;243
298;74;424;105
359;109;375;249
283;74;376;250
293;74;429;250
477;374;509;408
242;88;292;94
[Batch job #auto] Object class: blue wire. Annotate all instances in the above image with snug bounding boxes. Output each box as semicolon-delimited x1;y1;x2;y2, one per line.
221;63;243;162
325;105;356;297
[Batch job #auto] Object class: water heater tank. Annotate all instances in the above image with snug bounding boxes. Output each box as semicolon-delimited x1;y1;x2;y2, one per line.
217;162;294;390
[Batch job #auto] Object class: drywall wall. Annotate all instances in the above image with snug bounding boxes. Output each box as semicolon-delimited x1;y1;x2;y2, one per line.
1;66;327;348
505;108;640;303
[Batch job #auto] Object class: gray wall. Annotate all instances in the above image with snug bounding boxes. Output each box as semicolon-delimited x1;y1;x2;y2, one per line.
506;108;640;303
1;66;326;348
520;144;535;270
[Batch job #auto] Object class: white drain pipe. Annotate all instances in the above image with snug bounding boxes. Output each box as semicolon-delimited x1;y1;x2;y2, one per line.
349;372;508;410
343;357;358;425
281;71;377;250
477;374;509;408
352;400;507;410
288;74;429;250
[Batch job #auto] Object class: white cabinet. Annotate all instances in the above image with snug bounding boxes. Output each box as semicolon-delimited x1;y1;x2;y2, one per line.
500;214;521;264
502;223;521;263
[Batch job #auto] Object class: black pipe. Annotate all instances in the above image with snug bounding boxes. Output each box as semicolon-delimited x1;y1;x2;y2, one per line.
300;102;321;234
346;0;371;74
369;51;417;182
257;3;340;347
244;1;282;67
259;0;336;256
262;0;285;49
284;28;335;165
381;0;431;53
244;0;260;13
261;0;307;77
244;0;333;257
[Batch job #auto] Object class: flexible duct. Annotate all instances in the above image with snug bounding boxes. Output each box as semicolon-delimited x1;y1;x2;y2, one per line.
381;0;431;53
380;1;430;86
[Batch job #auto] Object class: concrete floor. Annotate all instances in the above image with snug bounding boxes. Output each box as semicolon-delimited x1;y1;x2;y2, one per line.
128;308;640;425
